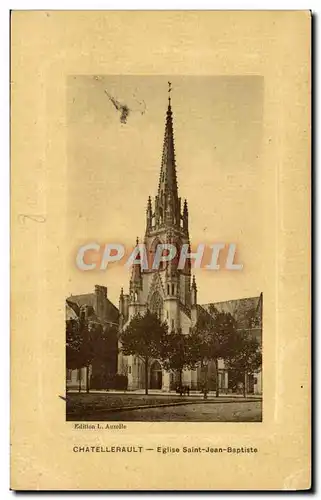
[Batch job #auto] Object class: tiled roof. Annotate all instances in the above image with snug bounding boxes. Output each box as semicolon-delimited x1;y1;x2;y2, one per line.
65;300;79;320
201;294;263;342
202;295;262;326
67;293;96;309
66;292;119;322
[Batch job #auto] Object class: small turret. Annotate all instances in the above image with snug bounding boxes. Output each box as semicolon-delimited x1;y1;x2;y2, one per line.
190;275;198;326
191;275;197;306
146;196;152;232
119;287;124;315
129;237;142;300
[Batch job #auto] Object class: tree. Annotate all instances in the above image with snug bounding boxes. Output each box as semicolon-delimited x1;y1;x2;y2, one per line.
190;308;237;397
160;329;196;394
120;310;168;395
90;323;119;389
66;315;92;392
225;331;262;397
82;320;98;393
66;314;95;393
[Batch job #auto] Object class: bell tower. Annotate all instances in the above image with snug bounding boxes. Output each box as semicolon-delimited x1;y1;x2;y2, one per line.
143;83;192;331
120;84;197;391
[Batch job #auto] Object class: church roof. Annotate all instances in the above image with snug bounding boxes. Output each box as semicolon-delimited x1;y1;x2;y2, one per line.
200;294;263;341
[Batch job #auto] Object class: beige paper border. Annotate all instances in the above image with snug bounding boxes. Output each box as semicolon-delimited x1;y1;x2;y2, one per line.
11;11;310;490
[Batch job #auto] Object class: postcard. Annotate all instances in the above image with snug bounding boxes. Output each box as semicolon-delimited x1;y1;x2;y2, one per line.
11;10;311;490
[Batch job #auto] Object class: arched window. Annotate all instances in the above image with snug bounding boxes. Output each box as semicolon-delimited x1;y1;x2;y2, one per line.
150;292;163;320
149;238;167;271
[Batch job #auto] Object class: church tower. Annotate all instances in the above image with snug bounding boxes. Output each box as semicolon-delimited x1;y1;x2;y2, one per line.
119;85;196;391
143;88;192;332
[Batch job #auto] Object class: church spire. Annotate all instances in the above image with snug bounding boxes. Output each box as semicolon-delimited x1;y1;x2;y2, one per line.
158;85;178;201
153;83;181;230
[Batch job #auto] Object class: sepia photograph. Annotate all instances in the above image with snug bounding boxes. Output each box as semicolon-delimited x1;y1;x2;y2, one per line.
10;10;310;490
65;75;263;422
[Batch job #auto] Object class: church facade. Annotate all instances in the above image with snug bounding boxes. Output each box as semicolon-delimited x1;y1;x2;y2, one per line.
117;94;236;392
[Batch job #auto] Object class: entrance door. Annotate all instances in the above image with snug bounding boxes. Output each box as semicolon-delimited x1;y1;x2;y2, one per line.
150;361;162;389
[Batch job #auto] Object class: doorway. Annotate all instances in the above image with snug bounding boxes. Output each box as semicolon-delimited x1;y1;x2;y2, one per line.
150;360;162;389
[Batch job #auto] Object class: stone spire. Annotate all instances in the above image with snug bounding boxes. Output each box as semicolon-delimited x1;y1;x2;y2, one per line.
154;86;181;229
158;95;178;201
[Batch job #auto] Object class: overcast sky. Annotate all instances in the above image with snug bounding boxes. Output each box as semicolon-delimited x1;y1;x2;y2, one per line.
66;75;264;306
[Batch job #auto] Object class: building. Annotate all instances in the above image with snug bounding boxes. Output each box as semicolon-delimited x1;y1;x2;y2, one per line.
201;294;263;394
117;91;263;394
66;285;119;390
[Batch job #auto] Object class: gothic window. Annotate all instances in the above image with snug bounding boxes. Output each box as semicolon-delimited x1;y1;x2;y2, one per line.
171;239;181;269
150;291;163;320
171;284;175;295
149;238;166;271
149;238;160;271
167;284;170;295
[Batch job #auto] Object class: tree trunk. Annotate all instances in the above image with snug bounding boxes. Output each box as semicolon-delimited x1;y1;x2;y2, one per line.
215;358;219;398
86;365;90;393
203;363;208;399
243;372;247;398
78;368;81;393
144;358;149;395
179;369;183;396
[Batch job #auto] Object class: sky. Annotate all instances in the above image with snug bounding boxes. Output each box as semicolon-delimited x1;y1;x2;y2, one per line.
66;75;264;306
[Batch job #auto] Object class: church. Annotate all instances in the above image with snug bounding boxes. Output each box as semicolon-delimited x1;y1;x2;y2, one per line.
117;91;263;394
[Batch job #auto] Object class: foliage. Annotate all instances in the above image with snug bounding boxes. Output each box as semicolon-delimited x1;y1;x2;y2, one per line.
161;329;196;388
225;331;262;374
66;316;93;370
189;308;237;396
225;330;261;397
120;310;168;360
90;322;118;376
113;374;128;391
66;318;82;370
66;312;118;392
190;309;237;365
120;310;168;394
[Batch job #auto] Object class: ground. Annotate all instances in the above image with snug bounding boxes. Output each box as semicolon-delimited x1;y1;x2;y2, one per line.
104;401;262;422
66;392;262;422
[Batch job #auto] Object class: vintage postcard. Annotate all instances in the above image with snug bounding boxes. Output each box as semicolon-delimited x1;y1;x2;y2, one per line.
11;11;311;490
